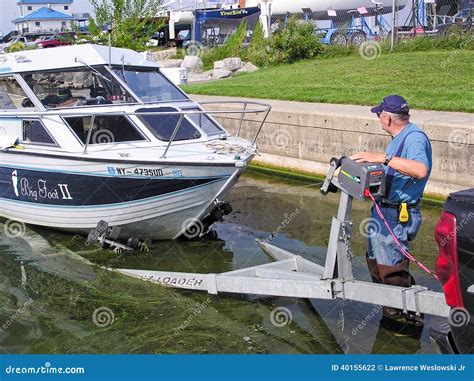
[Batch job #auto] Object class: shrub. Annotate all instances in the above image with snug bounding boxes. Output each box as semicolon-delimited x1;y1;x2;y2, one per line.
269;18;323;63
5;42;25;53
243;21;271;66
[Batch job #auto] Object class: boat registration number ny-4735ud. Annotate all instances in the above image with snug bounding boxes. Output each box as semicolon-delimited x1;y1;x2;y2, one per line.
108;167;165;177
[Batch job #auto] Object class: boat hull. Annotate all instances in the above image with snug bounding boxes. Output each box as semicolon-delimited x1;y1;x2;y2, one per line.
0;154;245;240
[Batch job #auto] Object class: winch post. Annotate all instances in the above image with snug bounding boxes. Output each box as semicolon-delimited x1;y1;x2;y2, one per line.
323;191;354;280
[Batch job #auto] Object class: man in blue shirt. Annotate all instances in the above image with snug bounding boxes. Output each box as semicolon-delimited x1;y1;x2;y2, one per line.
351;95;432;325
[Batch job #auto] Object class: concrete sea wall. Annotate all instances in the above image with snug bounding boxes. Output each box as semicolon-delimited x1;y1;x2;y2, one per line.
192;95;474;197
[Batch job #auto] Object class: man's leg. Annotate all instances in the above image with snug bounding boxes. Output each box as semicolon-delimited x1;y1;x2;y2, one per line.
367;207;423;326
366;256;382;284
378;259;412;288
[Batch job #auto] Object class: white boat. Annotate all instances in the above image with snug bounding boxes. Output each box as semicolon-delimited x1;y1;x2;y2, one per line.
0;44;270;240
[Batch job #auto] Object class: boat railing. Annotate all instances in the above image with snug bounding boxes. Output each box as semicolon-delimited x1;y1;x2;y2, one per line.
4;100;271;158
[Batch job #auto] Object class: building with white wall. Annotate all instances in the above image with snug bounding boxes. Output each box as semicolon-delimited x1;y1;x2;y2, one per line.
13;0;74;34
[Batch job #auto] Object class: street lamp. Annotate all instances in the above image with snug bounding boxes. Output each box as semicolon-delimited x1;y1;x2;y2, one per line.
107;23;113;67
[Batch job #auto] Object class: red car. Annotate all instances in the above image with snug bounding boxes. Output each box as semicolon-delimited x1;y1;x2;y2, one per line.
36;32;76;48
430;188;474;354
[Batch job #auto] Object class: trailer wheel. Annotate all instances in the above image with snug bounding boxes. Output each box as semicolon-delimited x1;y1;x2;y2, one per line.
330;32;347;46
349;32;366;46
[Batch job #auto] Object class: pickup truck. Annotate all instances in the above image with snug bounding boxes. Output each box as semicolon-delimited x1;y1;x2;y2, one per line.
430;188;474;354
0;36;36;52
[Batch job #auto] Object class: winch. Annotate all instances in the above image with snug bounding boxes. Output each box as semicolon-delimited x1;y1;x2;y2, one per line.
321;156;385;201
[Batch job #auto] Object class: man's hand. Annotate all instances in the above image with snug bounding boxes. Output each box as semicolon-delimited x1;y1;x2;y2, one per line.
350;152;385;163
350;152;429;179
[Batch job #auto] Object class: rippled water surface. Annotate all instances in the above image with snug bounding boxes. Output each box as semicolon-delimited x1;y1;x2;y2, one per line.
0;170;445;354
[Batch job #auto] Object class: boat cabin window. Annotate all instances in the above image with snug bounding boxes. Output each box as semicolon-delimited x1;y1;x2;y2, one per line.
0;76;34;109
112;66;187;103
64;115;147;145
185;108;223;135
22;120;56;145
21;66;135;109
137;107;201;141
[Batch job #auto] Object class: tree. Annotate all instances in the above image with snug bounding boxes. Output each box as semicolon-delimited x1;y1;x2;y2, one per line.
87;0;163;51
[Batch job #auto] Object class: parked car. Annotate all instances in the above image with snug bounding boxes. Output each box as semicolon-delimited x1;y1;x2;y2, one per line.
430;188;474;354
34;35;54;43
36;32;76;48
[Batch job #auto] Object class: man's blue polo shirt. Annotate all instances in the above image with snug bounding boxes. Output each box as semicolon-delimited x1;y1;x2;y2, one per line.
384;123;432;204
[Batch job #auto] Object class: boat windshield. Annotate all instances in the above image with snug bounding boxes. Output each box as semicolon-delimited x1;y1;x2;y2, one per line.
111;66;188;103
20;66;136;109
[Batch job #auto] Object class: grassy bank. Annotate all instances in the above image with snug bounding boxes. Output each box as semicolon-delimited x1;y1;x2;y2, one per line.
183;50;474;113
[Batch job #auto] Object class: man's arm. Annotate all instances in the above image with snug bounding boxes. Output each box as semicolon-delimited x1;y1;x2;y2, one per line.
350;152;429;179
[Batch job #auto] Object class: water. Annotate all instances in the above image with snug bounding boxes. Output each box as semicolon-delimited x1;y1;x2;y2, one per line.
0;170;445;354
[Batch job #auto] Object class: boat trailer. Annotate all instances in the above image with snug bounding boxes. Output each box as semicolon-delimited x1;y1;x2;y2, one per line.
111;157;450;318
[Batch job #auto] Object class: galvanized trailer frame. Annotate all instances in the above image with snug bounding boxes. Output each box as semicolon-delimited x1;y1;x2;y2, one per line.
112;159;451;318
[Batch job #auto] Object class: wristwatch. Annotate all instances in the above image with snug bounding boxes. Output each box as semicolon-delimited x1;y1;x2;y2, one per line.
383;154;393;166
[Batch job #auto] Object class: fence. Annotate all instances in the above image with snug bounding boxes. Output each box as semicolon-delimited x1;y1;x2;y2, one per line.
188;0;468;48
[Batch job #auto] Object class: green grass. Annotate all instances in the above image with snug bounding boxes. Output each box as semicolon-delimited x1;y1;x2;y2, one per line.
183;50;474;113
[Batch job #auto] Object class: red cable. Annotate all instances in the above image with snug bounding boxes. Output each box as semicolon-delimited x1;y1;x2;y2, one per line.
368;193;439;280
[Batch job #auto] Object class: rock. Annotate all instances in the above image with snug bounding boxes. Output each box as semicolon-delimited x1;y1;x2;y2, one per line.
181;55;203;73
32;73;46;81
63;72;75;82
188;72;212;83
212;68;232;80
223;57;242;71
72;72;93;89
202;70;214;79
238;62;259;73
150;48;176;62
159;59;183;68
213;60;225;70
54;73;66;83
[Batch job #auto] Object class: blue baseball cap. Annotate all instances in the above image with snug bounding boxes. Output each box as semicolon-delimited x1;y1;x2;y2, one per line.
371;95;410;115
